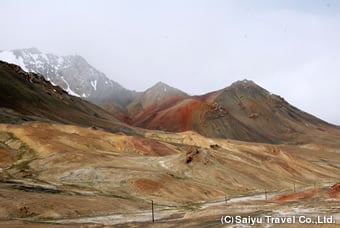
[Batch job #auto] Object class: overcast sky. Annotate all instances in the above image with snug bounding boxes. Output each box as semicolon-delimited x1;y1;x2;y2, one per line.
1;0;339;124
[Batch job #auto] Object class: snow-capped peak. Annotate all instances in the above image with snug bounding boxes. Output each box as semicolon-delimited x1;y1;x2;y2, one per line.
0;48;129;102
0;50;29;72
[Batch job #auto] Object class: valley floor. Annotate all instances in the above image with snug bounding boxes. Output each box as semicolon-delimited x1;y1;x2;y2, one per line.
0;180;339;227
0;122;339;227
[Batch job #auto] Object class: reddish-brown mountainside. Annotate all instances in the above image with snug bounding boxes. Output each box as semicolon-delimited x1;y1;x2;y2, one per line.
125;80;338;144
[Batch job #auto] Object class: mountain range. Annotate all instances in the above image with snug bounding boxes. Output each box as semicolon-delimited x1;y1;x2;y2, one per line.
0;60;138;136
0;48;337;144
125;79;337;144
0;48;135;110
0;49;339;227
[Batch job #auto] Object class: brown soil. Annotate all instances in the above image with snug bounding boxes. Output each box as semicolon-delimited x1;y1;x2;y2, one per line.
0;183;146;220
328;183;340;198
0;147;15;168
132;178;162;192
274;189;318;201
0;121;338;226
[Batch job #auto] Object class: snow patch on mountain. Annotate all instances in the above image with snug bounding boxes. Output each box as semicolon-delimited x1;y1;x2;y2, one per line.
57;56;64;66
0;48;135;107
91;80;97;91
0;51;29;72
60;76;80;97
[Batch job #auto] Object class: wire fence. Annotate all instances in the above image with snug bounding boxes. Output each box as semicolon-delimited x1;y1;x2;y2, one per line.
147;178;340;222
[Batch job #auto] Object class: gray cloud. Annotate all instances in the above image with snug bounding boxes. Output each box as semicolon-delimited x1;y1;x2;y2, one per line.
1;0;339;124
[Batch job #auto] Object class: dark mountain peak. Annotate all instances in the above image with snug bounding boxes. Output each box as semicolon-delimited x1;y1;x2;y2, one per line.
0;60;140;136
147;81;186;95
149;81;171;90
0;48;134;105
229;79;266;91
0;60;26;75
231;79;256;87
128;76;335;144
126;81;188;118
222;79;270;98
0;60;65;96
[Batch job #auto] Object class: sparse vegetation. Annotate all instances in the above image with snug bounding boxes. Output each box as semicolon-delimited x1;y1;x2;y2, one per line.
0;61;339;227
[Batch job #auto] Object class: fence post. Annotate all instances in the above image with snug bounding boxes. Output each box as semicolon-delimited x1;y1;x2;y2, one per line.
294;182;296;193
151;200;155;222
264;189;267;201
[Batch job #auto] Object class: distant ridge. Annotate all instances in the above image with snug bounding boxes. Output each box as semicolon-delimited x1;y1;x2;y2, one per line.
0;48;135;109
1;48;338;144
124;79;337;144
0;60;138;135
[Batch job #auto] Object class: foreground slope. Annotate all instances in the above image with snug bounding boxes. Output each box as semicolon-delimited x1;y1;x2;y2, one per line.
1;122;339;202
0;122;339;226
